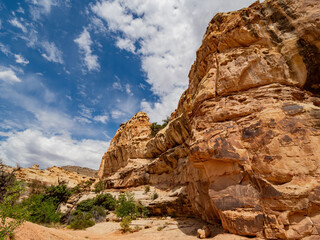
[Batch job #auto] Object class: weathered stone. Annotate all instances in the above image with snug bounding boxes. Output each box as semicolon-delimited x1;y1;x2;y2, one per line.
197;225;211;239
98;0;320;238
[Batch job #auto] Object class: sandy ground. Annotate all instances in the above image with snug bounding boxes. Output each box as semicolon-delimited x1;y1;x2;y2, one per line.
14;217;253;240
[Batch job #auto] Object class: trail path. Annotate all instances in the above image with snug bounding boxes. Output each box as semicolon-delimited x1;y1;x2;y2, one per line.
14;218;252;240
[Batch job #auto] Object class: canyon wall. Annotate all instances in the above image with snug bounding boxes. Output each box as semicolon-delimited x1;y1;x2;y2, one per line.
98;0;320;238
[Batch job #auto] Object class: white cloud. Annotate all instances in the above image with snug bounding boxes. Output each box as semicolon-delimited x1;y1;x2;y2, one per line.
125;84;133;96
9;18;27;33
0;129;109;169
0;68;21;83
28;0;60;20
0;43;10;56
40;41;64;64
92;0;256;122
88;17;107;34
74;28;100;72
116;38;135;53
112;81;122;90
16;6;25;14
93;115;109;124
14;54;29;65
111;110;125;119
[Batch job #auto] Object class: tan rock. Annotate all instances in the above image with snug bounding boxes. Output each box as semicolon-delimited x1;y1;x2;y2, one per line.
197;225;211;239
98;111;152;178
13;165;93;188
98;0;320;239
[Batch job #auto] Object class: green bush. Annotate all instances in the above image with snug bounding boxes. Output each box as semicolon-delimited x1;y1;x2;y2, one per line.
144;185;150;193
90;206;106;222
0;179;27;240
45;184;71;207
21;194;61;224
136;201;149;218
94;193;116;211
120;216;132;233
69;211;95;230
94;180;105;193
150;117;169;137
116;192;139;218
151;192;158;200
115;192;148;219
76;199;95;212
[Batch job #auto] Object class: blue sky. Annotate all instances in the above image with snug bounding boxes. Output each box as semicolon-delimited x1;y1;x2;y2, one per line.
0;0;256;169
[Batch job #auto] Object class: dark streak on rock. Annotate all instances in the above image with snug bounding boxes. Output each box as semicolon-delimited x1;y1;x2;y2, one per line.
277;0;297;19
267;1;295;33
297;38;320;94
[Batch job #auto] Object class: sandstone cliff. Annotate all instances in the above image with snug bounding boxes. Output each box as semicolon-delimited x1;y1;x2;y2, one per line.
6;164;94;188
98;0;320;238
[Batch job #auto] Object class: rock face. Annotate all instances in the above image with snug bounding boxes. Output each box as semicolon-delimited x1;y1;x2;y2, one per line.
98;0;320;238
12;165;93;188
98;112;152;178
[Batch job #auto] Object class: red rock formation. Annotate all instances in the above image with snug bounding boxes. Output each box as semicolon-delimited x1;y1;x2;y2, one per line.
99;0;320;238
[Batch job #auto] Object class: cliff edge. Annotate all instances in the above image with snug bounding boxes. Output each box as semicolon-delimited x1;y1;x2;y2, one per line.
98;0;320;238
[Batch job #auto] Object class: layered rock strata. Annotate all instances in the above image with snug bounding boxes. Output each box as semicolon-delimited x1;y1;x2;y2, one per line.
99;0;320;238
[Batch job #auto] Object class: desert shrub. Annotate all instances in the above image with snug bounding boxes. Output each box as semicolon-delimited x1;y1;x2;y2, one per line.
120;216;132;233
136;201;149;218
81;180;94;191
21;194;61;224
157;226;165;231
69;211;95;230
115;192;148;219
150;117;169;137
144;185;150;193
70;184;81;194
94;180;105;193
45;184;71;207
0;178;27;240
116;192;139;218
90;206;106;222
94;193;116;211
151;191;158;200
76;199;95;212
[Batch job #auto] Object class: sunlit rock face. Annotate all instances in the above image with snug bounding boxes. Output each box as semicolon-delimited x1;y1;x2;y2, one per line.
98;0;320;238
97;111;152;178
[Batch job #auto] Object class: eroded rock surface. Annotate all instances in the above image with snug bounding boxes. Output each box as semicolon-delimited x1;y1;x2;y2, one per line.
98;0;320;238
98;112;152;178
11;165;93;188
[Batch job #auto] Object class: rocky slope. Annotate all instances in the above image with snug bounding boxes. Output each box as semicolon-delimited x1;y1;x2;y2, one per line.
5;164;94;188
98;0;320;239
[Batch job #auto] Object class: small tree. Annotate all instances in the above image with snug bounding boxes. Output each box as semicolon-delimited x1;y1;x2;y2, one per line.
94;180;105;193
116;192;139;218
120;216;132;233
0;161;27;240
144;185;150;193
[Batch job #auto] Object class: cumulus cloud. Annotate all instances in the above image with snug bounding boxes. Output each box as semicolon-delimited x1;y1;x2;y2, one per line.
14;54;29;65
9;18;27;33
0;129;109;169
0;68;21;83
74;28;100;72
92;0;256;122
41;41;64;64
